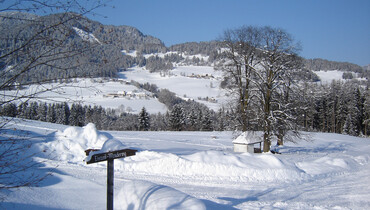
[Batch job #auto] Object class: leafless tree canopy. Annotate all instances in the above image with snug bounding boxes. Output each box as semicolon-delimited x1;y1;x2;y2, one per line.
0;0;107;191
219;25;303;152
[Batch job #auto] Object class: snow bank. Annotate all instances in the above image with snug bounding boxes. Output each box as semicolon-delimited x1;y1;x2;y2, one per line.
42;123;108;162
296;156;353;176
100;139;126;152
115;180;205;210
118;150;306;182
42;125;305;183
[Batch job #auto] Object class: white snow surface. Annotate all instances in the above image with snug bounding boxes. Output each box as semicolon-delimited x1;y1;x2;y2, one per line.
315;70;343;83
72;27;102;44
2;78;168;114
1;119;370;209
120;66;227;111
42;123;108;162
1;64;227;113
115;180;205;210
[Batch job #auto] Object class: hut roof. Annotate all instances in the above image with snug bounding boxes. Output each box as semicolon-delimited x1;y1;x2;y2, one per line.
232;131;263;145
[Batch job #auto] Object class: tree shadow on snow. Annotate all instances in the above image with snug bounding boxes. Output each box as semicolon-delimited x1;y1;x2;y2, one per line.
215;188;276;209
100;131;114;140
0;128;64;191
201;199;239;210
276;142;347;154
0;202;63;210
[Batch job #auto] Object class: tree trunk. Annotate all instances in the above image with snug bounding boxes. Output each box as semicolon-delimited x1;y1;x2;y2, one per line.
263;137;271;152
277;133;284;146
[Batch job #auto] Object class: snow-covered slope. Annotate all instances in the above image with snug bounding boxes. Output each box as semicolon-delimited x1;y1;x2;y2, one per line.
1;119;369;209
3;78;168;114
315;70;344;83
120;66;226;111
73;27;102;44
2;64;227;114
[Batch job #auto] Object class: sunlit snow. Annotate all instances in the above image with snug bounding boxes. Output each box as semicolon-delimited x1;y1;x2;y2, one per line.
72;27;102;44
1;119;369;209
315;70;343;83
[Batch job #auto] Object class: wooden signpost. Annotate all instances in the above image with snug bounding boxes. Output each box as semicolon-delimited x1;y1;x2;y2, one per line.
86;148;137;210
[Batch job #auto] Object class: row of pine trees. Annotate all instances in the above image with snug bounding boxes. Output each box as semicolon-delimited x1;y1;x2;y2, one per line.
0;80;368;136
0;101;216;132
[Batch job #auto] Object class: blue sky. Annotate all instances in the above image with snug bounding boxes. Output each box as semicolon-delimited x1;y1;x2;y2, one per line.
88;0;369;66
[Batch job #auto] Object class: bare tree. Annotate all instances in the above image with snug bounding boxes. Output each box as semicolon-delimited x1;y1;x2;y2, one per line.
254;26;302;152
219;26;303;152
0;0;107;191
219;26;262;131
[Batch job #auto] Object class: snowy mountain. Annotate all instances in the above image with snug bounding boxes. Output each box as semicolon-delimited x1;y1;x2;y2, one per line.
1;11;368;136
1;11;366;92
72;26;102;44
0;12;166;83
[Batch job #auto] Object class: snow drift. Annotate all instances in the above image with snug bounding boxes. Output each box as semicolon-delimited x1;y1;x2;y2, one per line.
118;150;306;183
42;123;108;162
114;180;205;210
42;124;306;183
3;121;370;209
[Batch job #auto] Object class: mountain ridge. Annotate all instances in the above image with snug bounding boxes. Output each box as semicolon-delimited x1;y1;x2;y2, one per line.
0;11;367;84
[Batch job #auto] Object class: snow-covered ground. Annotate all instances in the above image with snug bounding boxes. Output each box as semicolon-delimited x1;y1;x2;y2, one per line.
4;63;357;114
3;78;167;114
120;66;227;111
1;119;370;209
3;65;227;114
315;70;344;83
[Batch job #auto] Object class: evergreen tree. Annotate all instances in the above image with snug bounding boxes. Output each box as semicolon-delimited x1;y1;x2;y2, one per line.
343;113;357;136
363;88;370;136
346;86;363;136
17;102;28;119
150;112;167;131
215;108;226;131
169;104;185;131
201;109;213;131
36;103;48;121
55;102;70;125
1;103;18;117
27;102;39;120
138;107;150;131
84;105;93;124
70;104;85;126
187;108;199;131
46;104;56;123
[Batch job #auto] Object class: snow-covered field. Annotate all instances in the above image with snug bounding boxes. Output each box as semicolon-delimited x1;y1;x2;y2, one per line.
120;66;226;111
3;63;357;115
3;78;167;114
3;65;227;114
315;70;344;83
1;119;370;209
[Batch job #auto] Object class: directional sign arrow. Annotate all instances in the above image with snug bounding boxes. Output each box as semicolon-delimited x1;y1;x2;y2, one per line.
86;149;137;164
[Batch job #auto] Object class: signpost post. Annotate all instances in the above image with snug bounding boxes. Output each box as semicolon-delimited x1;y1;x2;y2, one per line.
86;148;137;210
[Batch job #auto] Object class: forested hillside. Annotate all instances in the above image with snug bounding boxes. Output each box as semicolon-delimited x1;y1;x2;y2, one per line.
0;12;165;86
1;12;369;138
1;12;367;85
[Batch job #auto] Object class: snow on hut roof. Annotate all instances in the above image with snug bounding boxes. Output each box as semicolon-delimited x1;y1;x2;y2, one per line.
232;131;263;145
